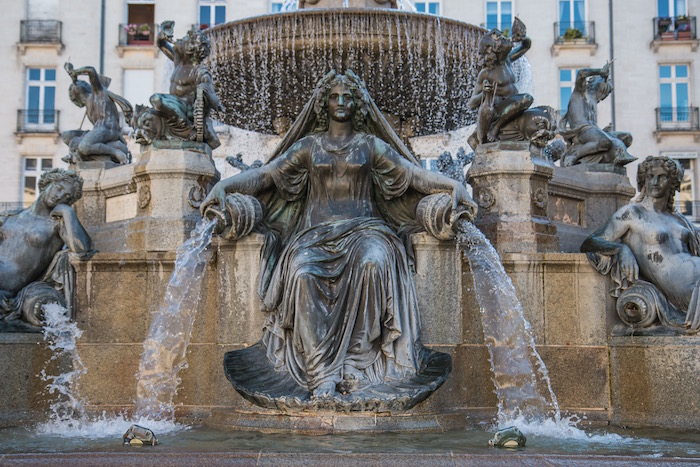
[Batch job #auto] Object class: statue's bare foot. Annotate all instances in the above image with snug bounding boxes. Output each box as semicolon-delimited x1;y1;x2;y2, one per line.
337;369;368;395
487;128;500;142
311;381;337;399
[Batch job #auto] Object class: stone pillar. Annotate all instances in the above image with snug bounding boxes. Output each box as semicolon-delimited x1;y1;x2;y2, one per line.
467;141;558;253
127;143;219;252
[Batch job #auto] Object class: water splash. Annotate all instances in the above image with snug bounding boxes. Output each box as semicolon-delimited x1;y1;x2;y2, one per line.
134;218;217;420
512;56;534;97
456;220;559;425
39;303;88;426
457;220;638;442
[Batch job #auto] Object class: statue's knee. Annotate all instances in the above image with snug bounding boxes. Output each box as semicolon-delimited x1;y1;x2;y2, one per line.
598;138;613;151
522;94;534;107
150;94;163;109
77;140;92;154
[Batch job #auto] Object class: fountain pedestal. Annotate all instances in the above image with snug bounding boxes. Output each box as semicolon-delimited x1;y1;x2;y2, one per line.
128;144;218;252
74;144;218;253
467;142;559;254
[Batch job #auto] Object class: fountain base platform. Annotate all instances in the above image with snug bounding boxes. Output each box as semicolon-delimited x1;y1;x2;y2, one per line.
223;341;452;413
205;407;470;434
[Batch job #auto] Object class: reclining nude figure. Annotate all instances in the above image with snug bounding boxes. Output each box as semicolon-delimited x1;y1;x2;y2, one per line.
200;70;477;409
582;156;700;333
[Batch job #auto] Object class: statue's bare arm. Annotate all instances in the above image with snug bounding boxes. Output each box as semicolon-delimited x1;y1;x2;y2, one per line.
199;166;274;216
581;206;639;280
469;70;491;109
68;65;103;93
508;37;531;62
51;204;95;255
156;30;175;61
574;62;610;93
392;155;475;215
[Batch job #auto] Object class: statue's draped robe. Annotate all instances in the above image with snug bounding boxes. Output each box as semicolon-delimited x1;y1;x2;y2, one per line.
254;132;425;391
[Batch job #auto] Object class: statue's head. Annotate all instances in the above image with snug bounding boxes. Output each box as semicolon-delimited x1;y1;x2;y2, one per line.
478;29;512;67
313;71;371;132
181;29;211;64
68;81;91;108
38;168;83;207
132;105;163;145
636;155;683;211
588;75;612;101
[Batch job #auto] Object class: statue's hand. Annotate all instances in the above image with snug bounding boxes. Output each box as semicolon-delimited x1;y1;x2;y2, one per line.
199;183;226;217
451;183;477;221
617;245;639;282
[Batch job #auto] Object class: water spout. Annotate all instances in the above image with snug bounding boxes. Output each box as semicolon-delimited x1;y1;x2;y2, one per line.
457;220;560;426
134;218;217;421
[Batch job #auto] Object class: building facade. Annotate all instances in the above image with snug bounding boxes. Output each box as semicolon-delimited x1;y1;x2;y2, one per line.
2;0;698;219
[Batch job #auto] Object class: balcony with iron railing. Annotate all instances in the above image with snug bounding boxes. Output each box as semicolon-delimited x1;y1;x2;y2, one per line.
654;107;700;141
552;21;596;55
18;20;63;54
652;16;698;51
16;109;60;134
117;23;157;57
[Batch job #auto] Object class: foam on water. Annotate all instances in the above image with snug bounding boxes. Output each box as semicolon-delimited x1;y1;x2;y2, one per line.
39;303;87;425
35;412;188;438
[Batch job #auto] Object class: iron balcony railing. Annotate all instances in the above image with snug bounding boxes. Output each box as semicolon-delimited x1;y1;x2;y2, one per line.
653;16;697;41
655;107;700;131
118;23;156;46
19;19;62;44
16;109;60;133
553;21;596;45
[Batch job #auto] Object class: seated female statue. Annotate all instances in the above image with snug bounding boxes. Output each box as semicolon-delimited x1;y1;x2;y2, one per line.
0;169;94;328
582;156;700;332
200;70;476;407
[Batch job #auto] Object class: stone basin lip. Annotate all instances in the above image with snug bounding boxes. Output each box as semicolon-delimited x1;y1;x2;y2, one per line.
207;8;484;136
206;7;487;36
2;452;699;466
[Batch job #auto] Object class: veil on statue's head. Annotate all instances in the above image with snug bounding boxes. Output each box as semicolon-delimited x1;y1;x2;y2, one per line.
266;69;420;166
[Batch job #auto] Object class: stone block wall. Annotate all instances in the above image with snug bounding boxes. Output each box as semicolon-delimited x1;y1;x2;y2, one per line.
1;232;697;429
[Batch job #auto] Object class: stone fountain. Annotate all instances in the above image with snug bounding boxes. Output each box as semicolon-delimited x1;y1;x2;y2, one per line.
0;0;698;443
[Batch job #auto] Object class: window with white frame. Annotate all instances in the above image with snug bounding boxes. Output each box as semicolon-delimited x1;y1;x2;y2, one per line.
21;157;53;204
659;64;690;123
658;0;686;17
414;1;440;15
559;68;579;114
486;1;512;32
420;157;439;172
559;0;586;36
271;1;284;12
676;158;695;218
199;0;226;29
25;68;56;129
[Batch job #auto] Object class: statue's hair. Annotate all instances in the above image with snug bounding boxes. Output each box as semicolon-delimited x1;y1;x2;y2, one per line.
313;73;371;132
38;168;84;205
68;81;91;107
478;29;507;67
635;155;682;212
186;29;211;63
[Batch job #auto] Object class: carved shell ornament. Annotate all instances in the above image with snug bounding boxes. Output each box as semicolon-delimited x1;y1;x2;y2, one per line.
533;188;548;209
476;189;495;209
